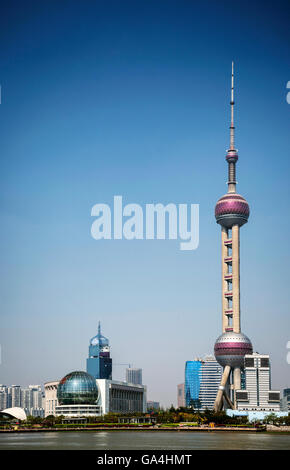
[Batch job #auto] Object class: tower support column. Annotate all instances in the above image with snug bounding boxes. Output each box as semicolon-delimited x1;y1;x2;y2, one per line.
214;365;231;412
221;226;228;332
232;224;240;333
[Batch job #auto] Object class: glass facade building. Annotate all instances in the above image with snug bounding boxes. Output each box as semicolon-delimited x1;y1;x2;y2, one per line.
185;356;223;410
281;388;290;412
185;361;202;409
57;371;99;405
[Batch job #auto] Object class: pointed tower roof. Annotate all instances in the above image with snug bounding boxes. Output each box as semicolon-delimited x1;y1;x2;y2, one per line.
226;61;239;163
90;321;109;347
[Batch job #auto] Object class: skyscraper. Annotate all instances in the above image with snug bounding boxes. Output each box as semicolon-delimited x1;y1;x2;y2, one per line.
236;353;280;412
126;368;142;385
213;63;253;411
177;383;185;408
281;389;290;412
185;356;222;410
185;361;202;409
86;322;112;380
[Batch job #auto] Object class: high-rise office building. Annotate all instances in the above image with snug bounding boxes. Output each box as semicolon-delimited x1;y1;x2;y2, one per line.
281;388;290;412
185;356;222;410
236;353;280;412
86;322;112;380
177;383;185;408
126;368;142;385
29;385;43;409
185;361;202;409
213;64;253;411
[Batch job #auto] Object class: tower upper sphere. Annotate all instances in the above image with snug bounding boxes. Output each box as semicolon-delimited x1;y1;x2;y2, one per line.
215;193;250;228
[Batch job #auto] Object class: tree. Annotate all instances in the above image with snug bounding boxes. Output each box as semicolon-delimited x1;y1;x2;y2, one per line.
263;413;279;425
43;415;55;427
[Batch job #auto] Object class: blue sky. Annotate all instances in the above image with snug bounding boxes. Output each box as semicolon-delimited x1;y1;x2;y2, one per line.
0;0;289;406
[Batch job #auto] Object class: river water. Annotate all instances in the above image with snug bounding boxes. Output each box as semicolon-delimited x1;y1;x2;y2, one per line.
0;431;290;450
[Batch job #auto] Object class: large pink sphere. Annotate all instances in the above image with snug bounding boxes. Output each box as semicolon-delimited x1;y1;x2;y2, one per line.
214;331;253;368
215;193;250;228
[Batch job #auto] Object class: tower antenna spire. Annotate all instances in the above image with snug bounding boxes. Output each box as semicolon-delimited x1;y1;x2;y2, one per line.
230;61;235;150
226;62;238;193
98;321;101;336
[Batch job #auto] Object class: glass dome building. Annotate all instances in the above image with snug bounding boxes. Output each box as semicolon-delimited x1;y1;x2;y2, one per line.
57;371;99;405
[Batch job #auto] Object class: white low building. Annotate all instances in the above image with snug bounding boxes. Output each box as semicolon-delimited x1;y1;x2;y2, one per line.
55;404;101;417
0;407;27;421
96;379;146;415
44;381;59;417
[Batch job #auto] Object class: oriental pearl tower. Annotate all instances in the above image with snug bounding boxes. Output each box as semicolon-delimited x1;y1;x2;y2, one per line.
214;63;253;411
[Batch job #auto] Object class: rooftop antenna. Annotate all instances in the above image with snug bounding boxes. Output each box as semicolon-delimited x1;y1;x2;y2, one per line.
230;61;235;150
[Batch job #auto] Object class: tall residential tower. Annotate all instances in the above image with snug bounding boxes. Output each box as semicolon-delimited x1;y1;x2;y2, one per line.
213;63;253;411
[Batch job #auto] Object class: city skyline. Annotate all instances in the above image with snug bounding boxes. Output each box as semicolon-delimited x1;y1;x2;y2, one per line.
0;1;290;407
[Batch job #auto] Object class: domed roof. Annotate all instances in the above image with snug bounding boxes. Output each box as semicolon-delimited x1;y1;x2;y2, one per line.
214;331;253;368
215;193;250;227
90;333;109;347
57;371;99;405
90;322;109;347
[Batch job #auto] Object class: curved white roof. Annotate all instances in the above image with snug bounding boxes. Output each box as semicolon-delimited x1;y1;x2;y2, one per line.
0;407;27;421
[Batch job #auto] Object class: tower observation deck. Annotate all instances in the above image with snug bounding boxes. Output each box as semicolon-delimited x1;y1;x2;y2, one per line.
213;63;253;411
